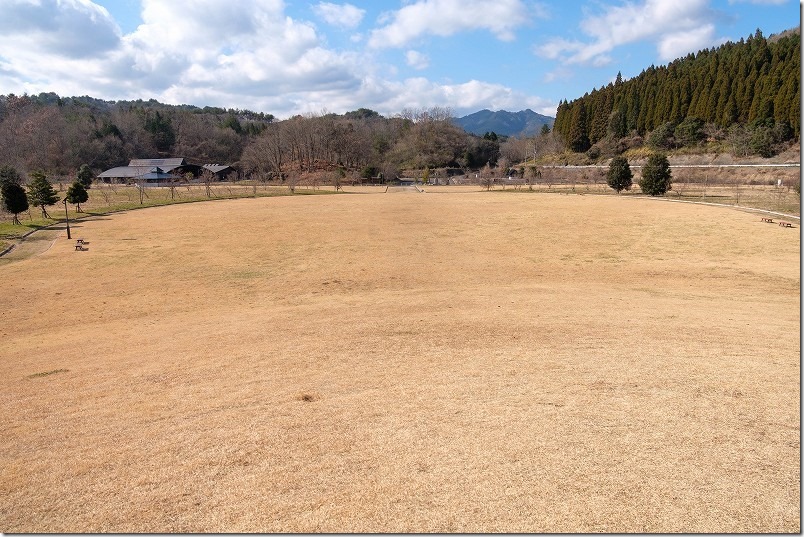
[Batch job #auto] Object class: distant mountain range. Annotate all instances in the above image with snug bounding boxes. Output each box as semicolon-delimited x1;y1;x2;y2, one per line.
454;109;555;137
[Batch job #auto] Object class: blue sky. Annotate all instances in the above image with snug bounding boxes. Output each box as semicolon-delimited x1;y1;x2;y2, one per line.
0;0;798;119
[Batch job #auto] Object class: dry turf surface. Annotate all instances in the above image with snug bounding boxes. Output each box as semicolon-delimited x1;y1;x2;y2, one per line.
0;188;799;533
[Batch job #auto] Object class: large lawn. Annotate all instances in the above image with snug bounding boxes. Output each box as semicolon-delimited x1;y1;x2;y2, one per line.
0;189;799;532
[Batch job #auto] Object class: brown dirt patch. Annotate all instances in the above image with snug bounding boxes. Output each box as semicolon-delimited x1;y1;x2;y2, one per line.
0;190;799;532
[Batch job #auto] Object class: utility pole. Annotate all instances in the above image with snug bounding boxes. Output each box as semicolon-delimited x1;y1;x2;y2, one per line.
63;198;71;239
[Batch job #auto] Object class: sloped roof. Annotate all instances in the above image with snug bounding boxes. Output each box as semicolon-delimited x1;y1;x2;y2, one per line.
128;158;186;168
203;164;232;174
99;159;231;179
98;166;154;178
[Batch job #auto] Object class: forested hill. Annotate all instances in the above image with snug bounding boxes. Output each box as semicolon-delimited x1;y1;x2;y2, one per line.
553;28;800;153
0;93;276;175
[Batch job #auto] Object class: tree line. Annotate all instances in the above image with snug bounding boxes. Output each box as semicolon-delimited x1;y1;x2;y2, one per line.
0;93;503;185
240;107;500;183
553;28;800;156
0;164;94;225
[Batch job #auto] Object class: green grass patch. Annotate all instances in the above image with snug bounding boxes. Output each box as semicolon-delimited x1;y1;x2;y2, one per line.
0;219;53;247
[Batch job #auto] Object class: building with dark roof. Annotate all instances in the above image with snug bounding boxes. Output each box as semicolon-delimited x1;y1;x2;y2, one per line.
202;164;235;180
98;158;233;183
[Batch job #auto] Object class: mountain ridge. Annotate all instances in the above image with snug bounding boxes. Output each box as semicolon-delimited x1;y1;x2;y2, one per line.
454;109;555;137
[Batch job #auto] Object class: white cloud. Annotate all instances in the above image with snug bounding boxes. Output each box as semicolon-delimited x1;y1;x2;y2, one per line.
358;77;555;117
405;50;429;70
0;0;368;113
536;38;581;60
0;0;127;99
312;2;365;29
0;0;557;119
543;66;573;84
368;0;531;48
658;24;722;61
0;0;121;58
537;0;724;64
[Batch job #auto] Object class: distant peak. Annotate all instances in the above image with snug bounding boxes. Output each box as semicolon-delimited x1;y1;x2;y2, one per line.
454;108;555;137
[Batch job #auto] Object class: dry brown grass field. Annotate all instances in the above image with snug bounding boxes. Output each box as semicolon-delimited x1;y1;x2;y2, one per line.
0;188;799;533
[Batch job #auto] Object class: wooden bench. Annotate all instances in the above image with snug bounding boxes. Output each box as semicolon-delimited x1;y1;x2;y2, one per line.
74;244;84;251
761;217;774;223
778;221;793;228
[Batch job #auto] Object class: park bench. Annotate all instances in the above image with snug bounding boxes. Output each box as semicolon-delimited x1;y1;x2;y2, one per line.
75;239;86;251
778;221;793;228
761;217;774;223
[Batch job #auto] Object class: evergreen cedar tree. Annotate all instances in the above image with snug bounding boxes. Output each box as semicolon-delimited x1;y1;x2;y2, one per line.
0;166;29;225
66;181;89;212
554;29;800;152
606;156;633;193
639;153;673;196
27;171;60;218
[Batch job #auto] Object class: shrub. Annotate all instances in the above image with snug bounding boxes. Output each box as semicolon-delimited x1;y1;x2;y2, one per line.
749;126;774;158
361;166;379;179
674;117;705;147
647;122;676;150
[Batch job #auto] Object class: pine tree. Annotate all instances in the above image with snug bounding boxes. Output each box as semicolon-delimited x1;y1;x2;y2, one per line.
27;171;60;219
65;181;89;212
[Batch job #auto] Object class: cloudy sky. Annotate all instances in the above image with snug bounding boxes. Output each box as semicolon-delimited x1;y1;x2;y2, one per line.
0;0;797;119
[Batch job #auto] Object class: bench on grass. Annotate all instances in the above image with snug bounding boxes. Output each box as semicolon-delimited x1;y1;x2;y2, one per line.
761;217;774;223
778;221;793;228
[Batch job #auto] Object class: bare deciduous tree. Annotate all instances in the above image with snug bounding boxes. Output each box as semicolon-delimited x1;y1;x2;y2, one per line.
499;136;530;163
242;122;287;183
480;163;494;190
200;169;215;198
